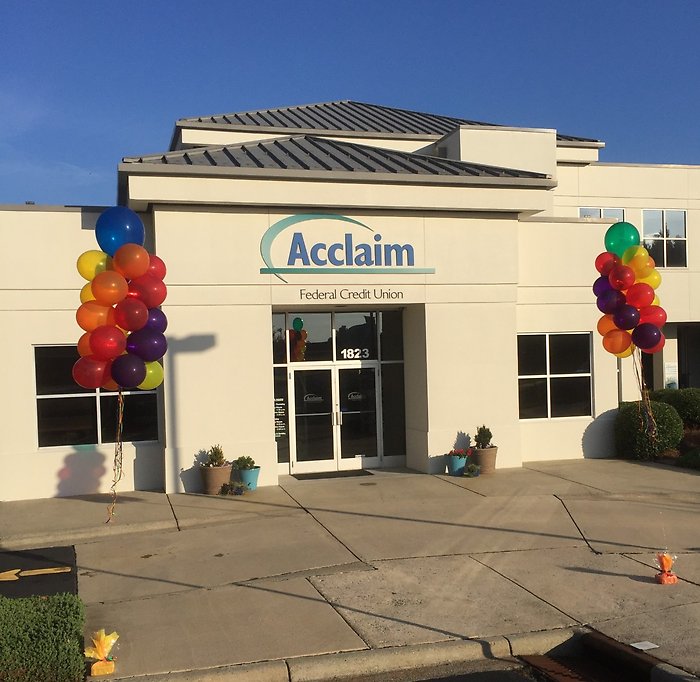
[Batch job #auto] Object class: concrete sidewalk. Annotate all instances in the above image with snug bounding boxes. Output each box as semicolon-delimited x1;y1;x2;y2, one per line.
1;460;699;681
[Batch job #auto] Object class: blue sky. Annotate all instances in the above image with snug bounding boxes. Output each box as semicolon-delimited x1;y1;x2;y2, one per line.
1;1;698;206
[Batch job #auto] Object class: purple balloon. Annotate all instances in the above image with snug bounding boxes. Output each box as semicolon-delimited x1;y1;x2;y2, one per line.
596;290;626;314
613;304;640;331
632;323;662;350
592;275;613;298
145;308;168;334
127;328;168;361
111;353;147;388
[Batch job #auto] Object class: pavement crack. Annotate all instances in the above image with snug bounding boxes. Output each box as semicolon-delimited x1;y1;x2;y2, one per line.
555;495;600;555
165;493;181;531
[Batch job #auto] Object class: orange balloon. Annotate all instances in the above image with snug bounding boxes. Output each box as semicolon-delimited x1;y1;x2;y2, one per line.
603;329;632;355
91;271;128;306
77;332;92;357
113;244;150;280
628;253;655;278
596;314;617;337
76;301;116;332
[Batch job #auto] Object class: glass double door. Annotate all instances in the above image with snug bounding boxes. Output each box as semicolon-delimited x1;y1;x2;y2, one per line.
291;365;380;473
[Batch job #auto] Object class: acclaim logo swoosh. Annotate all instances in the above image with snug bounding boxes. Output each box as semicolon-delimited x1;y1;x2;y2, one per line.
259;214;435;283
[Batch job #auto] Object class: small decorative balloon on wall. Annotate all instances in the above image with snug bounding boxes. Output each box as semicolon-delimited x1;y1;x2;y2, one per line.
593;221;666;360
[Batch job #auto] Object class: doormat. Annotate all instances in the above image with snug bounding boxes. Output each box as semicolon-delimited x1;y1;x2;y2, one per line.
292;470;374;481
0;546;77;598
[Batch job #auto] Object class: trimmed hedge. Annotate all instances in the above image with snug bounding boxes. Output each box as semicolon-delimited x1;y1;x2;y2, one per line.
615;400;683;460
648;388;700;428
677;448;700;470
0;593;85;682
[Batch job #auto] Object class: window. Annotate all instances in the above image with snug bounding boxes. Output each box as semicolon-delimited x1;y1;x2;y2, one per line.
643;209;687;267
35;346;159;447
579;208;625;221
517;333;592;419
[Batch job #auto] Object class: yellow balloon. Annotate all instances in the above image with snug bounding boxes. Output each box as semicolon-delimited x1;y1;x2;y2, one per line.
77;250;110;281
138;361;164;390
628;253;654;278
652;295;661;306
80;282;96;303
638;269;662;289
621;245;648;264
615;344;635;359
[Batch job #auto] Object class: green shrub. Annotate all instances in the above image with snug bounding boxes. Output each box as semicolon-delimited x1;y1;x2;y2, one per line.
648;388;700;428
648;389;675;403
615;400;683;460
0;593;85;682
677;448;700;470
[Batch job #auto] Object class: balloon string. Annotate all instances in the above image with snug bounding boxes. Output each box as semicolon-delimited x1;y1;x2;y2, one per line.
631;347;657;447
106;390;125;523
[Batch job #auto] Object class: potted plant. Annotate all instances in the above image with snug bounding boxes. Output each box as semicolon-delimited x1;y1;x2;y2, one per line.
232;455;260;491
463;462;481;478
199;444;232;495
473;425;498;474
445;447;473;476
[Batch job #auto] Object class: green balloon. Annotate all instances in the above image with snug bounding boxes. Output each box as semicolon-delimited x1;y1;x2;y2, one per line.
604;222;640;257
292;317;304;332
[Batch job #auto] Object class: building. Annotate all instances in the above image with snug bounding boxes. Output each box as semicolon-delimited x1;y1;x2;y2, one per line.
1;101;698;501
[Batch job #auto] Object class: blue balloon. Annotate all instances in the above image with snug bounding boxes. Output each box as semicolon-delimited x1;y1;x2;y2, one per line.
95;206;145;256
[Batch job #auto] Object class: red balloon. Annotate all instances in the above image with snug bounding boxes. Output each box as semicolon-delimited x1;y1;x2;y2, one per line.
89;325;127;360
639;305;667;328
642;334;666;354
595;252;620;276
625;283;655;309
608;265;636;291
147;254;167;280
128;274;167;308
72;355;108;389
114;297;149;331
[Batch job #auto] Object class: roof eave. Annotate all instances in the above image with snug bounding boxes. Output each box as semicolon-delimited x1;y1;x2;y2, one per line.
118;162;556;189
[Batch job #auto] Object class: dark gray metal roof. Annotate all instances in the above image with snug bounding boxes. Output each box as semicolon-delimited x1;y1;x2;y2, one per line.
176;100;600;144
123;135;549;180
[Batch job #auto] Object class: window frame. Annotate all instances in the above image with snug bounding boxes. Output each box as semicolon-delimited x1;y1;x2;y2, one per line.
517;332;593;421
642;209;687;269
579;207;625;221
35;344;160;449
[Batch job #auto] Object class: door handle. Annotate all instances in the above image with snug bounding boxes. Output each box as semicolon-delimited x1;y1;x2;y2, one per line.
338;411;343;426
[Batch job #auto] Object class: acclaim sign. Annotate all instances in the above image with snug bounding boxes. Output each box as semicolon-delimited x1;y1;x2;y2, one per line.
259;214;435;282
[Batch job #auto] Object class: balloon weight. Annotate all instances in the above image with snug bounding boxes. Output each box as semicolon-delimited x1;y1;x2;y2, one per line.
111;353;147;388
91;271;128;306
631;323;662;350
602;329;632;355
613;304;640;331
138;361;164;390
113;243;150;279
72;355;108;389
77;250;110;281
604;222;640;257
95;206;145;256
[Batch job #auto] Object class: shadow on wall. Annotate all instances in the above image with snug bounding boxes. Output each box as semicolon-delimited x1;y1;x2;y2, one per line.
453;430;472;449
56;447;107;497
179;449;208;493
581;409;618;458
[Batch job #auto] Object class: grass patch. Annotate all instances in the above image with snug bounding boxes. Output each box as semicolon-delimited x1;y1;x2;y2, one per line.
0;593;85;682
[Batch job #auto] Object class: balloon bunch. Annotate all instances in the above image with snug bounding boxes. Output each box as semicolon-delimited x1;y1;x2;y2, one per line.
594;221;667;358
72;207;168;390
289;317;307;361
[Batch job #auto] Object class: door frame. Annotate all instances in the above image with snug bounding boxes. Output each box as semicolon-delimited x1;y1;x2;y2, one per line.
288;362;382;474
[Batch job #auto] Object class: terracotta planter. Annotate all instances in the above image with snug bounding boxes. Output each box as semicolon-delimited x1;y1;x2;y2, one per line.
200;464;232;495
474;447;498;474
